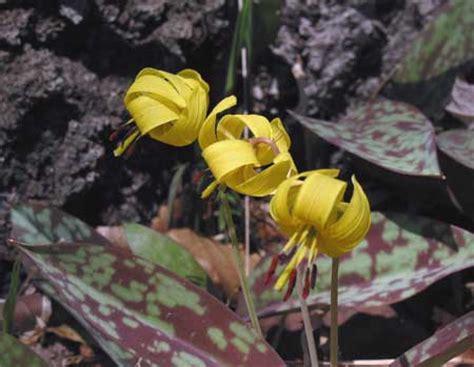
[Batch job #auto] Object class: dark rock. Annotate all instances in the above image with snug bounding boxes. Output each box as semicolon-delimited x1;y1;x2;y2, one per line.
0;0;228;249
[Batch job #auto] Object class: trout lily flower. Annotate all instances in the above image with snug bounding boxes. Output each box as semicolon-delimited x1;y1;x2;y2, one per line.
111;67;209;156
198;97;297;198
265;170;371;300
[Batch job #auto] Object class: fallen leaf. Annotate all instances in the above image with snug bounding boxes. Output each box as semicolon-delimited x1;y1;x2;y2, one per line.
167;228;262;297
0;293;52;334
95;225;128;248
47;324;86;344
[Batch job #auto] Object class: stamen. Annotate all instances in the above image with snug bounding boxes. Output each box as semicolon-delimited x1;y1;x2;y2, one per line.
123;134;140;159
109;119;134;141
264;255;279;286
303;268;311;299
311;264;318;290
283;269;297;301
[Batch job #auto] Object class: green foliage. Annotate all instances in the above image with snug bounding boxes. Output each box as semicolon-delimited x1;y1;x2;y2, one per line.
225;0;253;94
16;242;284;366
244;212;474;317
390;310;474;367
0;333;47;367
123;223;207;288
2;258;21;334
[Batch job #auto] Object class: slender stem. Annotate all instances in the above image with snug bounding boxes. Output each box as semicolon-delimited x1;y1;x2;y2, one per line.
244;195;250;276
219;188;263;338
330;257;340;367
296;267;319;367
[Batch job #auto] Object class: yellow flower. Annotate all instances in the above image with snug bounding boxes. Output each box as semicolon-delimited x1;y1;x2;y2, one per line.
111;68;209;156
266;170;371;299
198;97;297;198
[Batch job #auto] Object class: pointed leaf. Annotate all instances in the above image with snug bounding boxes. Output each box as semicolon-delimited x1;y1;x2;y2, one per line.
293;99;441;177
393;0;474;83
390;310;474;367
10;203;109;246
123;223;208;288
2;258;21;334
243;212;474;317
17;243;284;367
0;333;48;367
386;0;474;117
436;129;474;170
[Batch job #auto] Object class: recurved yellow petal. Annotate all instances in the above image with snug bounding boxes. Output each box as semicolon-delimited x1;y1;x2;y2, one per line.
198;95;238;150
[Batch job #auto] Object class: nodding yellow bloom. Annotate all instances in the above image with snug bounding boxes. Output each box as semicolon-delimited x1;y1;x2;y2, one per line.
265;170;371;300
111;68;209;156
198;97;297;198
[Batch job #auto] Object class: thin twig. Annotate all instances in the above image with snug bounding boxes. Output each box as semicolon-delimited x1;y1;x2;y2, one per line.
297;267;319;367
330;258;340;367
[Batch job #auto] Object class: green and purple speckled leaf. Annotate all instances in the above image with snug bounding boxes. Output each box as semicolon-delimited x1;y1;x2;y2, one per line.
124;223;208;288
390;310;474;367
10;203;110;246
436;129;474;170
393;0;474;83
17;243;284;367
386;0;474;118
243;212;474;317
294;99;441;177
0;333;48;367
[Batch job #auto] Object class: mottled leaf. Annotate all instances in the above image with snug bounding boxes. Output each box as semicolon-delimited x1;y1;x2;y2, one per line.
393;0;474;83
17;242;284;367
436;129;474;170
445;77;474;124
390;310;474;367
0;333;48;367
293;99;442;177
243;212;474;317
386;0;474;117
10;203;109;246
123;224;208;288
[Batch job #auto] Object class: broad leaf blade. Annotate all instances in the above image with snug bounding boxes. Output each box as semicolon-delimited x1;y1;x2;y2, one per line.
123;223;207;288
244;212;474;317
386;0;474;117
390;310;474;367
393;0;474;83
294;99;441;177
436;129;474;170
0;332;48;367
18;243;284;366
10;203;109;246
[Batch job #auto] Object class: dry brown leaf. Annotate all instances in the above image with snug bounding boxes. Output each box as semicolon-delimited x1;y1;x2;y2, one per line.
47;324;86;344
95;225;128;248
167;228;261;298
150;205;171;233
1;293;52;334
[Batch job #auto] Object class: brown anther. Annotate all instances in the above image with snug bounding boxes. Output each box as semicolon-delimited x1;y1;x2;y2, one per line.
303;268;311;299
248;137;280;156
311;264;318;290
283;269;297;301
264;255;279;286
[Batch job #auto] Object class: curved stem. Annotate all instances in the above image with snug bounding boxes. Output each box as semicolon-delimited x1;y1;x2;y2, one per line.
218;187;263;338
296;267;319;367
330;257;340;367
